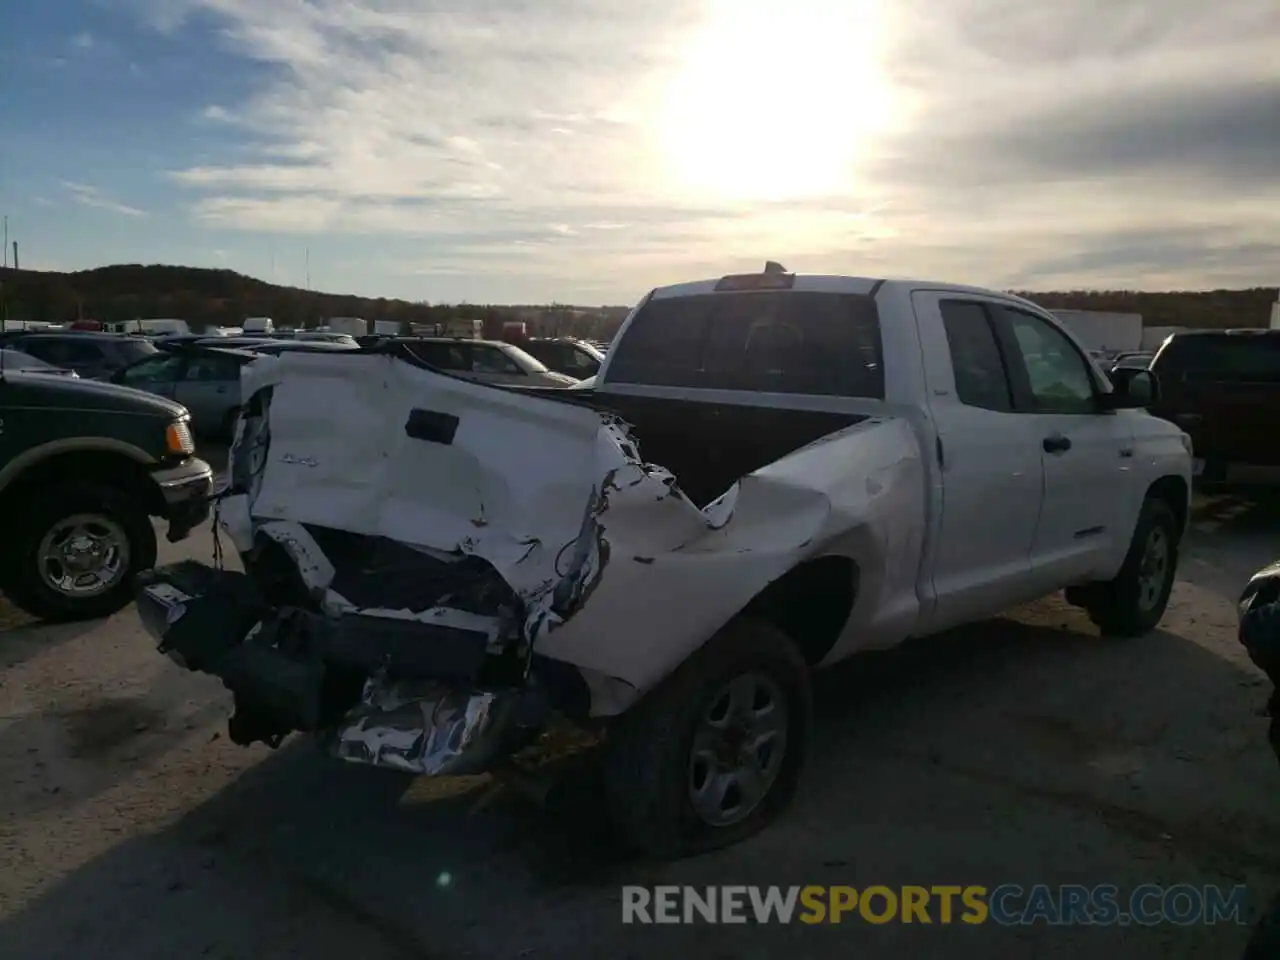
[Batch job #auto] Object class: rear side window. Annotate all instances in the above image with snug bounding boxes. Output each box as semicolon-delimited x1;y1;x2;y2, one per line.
1156;335;1280;383
472;346;521;374
607;291;884;397
939;301;1013;412
113;339;159;363
408;342;469;371
184;355;242;381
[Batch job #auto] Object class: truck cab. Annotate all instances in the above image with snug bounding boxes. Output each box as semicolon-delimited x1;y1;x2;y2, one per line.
590;270;1191;640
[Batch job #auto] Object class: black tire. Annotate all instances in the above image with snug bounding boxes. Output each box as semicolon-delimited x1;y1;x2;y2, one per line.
1080;496;1180;637
600;618;813;860
2;482;158;622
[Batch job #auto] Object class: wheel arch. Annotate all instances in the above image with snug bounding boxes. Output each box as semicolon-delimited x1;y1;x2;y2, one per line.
737;554;860;667
1145;474;1189;542
0;446;164;520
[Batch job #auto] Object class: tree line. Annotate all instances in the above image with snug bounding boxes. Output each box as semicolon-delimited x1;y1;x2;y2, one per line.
1;264;1275;339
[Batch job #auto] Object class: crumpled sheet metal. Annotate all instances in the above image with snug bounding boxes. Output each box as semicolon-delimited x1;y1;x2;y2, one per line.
330;679;503;775
221;350;926;715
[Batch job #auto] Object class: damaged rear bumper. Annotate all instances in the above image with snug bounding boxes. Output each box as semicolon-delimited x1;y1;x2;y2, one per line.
136;560;548;775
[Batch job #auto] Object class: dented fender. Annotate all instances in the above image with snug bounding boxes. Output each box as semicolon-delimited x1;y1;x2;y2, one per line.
211;349;925;718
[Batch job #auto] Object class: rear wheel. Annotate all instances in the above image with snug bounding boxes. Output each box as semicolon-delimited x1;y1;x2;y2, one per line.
2;482;157;622
601;618;812;859
1076;497;1180;637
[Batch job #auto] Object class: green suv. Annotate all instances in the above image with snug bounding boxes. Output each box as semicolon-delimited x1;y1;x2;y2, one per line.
0;366;213;621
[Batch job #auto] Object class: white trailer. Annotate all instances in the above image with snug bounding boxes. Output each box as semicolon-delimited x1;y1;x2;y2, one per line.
1051;310;1143;356
374;320;401;336
327;317;368;337
1270;299;1279;330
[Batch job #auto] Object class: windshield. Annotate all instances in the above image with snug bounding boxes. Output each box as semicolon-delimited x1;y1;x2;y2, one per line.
499;342;550;373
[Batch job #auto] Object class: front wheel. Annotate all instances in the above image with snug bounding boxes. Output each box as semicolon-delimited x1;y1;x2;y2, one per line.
1077;497;1180;637
2;483;158;622
601;618;813;860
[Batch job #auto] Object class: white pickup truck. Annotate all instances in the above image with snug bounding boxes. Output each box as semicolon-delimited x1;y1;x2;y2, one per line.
135;266;1192;859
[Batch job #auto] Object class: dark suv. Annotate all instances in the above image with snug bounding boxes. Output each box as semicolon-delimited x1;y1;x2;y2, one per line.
0;331;158;380
0;366;213;621
1147;329;1280;481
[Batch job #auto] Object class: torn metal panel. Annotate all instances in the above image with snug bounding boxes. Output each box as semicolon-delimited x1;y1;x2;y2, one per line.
329;679;532;776
216;349;925;717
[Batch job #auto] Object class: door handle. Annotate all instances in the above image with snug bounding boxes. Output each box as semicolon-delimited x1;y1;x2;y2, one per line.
1043;434;1072;454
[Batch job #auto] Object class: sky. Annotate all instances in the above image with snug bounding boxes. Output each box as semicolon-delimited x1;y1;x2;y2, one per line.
2;0;1278;304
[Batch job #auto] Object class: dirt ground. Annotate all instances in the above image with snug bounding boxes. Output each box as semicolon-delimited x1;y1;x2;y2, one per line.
3;478;1280;959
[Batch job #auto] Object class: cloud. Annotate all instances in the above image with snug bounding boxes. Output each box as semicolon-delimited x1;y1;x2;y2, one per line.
71;32;95;50
154;0;1280;294
62;181;147;217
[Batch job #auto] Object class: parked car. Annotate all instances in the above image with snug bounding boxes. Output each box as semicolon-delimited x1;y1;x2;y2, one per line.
0;331;158;379
0;365;212;621
195;337;358;354
0;349;79;377
112;346;257;439
518;338;605;379
402;337;580;387
1146;329;1280;482
134;266;1190;858
294;331;358;346
244;340;359;355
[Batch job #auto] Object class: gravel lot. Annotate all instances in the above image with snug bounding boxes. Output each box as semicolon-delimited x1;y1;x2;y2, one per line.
3;468;1280;959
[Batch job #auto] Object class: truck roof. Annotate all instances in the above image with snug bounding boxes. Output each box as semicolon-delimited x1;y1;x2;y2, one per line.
648;273;1049;314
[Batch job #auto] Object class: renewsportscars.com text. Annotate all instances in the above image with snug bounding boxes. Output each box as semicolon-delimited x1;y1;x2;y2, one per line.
621;884;1251;926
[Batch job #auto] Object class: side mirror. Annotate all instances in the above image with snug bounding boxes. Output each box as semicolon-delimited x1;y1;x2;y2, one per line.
1105;368;1159;409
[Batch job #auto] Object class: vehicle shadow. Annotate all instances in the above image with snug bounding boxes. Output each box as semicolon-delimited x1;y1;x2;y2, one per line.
0;665;233;820
1191;486;1280;533
5;604;1277;960
0;612;98;672
1186;486;1280;600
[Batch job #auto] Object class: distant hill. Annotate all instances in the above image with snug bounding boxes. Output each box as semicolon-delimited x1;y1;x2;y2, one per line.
0;264;629;339
0;263;1274;337
1018;287;1277;329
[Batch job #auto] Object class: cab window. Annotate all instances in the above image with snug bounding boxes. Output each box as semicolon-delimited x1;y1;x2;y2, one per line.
999;308;1098;414
118;354;186;385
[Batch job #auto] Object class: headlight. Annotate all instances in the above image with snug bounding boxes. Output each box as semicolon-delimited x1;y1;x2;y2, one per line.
166;419;195;456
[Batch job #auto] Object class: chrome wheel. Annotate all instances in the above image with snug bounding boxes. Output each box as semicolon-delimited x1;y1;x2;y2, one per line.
1137;526;1170;612
36;513;130;598
688;672;789;827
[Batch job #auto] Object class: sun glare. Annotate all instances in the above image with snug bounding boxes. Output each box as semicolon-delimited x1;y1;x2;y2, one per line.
659;0;896;203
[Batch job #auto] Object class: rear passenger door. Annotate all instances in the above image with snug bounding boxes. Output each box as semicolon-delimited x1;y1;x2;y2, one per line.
172;353;243;435
910;293;1046;631
470;344;526;384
